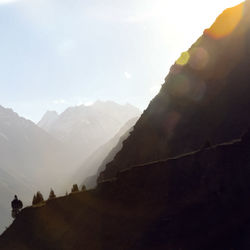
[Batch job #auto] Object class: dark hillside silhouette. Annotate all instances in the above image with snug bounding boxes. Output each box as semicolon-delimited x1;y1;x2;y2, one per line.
99;1;250;182
2;131;250;249
2;2;250;250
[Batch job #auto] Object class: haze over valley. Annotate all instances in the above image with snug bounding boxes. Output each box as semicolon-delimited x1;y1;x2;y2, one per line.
0;101;140;232
2;0;250;249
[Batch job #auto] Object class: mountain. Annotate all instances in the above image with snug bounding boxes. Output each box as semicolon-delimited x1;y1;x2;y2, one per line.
37;111;59;131
2;131;250;249
38;101;141;168
0;106;72;233
98;1;250;182
3;3;250;249
0;101;140;233
72;116;139;189
1;3;250;249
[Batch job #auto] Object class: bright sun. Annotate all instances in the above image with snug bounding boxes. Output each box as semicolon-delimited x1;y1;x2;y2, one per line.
157;0;243;35
146;0;243;98
154;0;244;55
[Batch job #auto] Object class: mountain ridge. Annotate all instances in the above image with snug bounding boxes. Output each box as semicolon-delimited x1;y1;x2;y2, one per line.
98;1;250;182
38;101;141;169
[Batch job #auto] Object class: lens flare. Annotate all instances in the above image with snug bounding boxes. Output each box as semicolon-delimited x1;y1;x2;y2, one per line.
204;3;243;39
176;51;190;66
189;47;209;70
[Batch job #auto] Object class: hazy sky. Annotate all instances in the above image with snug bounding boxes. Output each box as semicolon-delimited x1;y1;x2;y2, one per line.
0;0;242;122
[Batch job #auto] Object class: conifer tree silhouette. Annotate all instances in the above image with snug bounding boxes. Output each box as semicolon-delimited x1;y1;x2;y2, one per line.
32;191;44;205
48;189;56;200
32;194;37;205
71;184;79;193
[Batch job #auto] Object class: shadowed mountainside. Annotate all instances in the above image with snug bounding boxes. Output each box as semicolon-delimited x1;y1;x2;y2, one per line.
99;1;250;181
2;3;250;249
2;131;250;249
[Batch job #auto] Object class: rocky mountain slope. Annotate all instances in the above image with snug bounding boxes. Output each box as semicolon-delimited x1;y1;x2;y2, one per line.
2;2;250;249
1;130;250;249
99;1;250;181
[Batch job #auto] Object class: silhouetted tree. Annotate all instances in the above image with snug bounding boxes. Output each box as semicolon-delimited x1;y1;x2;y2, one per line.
32;194;37;205
71;184;79;193
32;191;44;205
48;189;56;200
81;185;86;192
37;191;44;203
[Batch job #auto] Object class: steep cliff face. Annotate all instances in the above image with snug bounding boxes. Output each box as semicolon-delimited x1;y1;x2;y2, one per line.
99;1;250;181
2;132;250;249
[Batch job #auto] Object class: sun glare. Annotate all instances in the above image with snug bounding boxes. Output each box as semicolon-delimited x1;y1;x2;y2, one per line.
152;0;243;44
147;0;244;79
205;3;244;39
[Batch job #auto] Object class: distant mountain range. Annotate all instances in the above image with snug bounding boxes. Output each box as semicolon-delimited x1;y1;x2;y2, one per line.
2;2;250;249
0;101;140;233
37;111;59;132
0;106;71;232
38;101;141;168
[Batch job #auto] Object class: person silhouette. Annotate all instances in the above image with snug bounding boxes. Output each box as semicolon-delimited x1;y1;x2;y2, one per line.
11;195;23;219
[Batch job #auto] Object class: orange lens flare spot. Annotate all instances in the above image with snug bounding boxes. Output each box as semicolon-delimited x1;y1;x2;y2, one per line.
204;3;243;39
176;51;190;66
